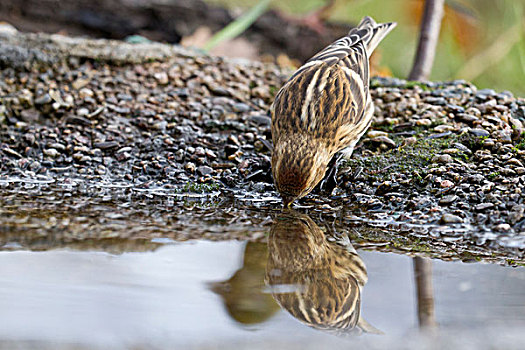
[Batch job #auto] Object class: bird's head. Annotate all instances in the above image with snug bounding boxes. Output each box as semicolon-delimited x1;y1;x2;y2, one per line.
271;137;331;206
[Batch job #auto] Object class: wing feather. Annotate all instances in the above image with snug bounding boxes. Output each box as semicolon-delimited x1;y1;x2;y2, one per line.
271;17;396;153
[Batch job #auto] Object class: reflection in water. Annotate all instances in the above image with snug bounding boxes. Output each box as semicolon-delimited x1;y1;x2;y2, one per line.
413;257;437;330
266;211;380;334
210;242;280;324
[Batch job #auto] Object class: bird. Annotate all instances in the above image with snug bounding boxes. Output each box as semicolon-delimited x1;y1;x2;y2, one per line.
265;211;380;334
209;242;280;325
270;16;396;206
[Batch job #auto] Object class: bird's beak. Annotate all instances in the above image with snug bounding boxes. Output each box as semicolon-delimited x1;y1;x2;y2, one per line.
282;195;295;208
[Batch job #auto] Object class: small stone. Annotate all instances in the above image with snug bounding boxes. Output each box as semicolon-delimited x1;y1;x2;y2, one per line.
402;136;417;146
440;180;454;188
457;114;478;124
116;152;131;161
205;150;217;159
249;115;271;126
506;158;523;167
452;143;471;154
495;223;511;232
197;165;213;176
20;109;40;123
185;162;196;173
515;167;525;175
441;213;463;224
367;130;388;138
34;94;52;105
492;130;512;143
475;203;494;211
79;88;94;98
117;147;132;154
72;77;90;90
433;125;454;132
94;141;119;150
232;103;250;113
415;119;432;126
469;128;490;137
482;138;495;147
431;154;453;163
154;72;169;85
49;143;66;151
439;195;458;205
77;108;90;116
43;148;59;158
368;136;396;148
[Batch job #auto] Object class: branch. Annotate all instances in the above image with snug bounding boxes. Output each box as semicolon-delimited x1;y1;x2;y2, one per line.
408;0;445;81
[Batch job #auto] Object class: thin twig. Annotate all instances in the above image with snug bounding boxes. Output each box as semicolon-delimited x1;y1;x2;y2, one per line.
408;0;445;81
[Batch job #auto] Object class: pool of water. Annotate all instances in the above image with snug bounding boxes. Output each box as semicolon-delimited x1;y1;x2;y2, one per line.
1;212;525;349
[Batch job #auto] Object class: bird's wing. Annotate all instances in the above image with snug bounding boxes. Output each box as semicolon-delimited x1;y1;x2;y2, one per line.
271;17;396;149
271;36;369;144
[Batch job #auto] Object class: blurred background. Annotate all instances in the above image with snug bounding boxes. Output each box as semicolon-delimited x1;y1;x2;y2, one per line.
1;0;524;95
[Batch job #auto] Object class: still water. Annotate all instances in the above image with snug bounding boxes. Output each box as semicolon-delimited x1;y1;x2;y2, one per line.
0;212;525;349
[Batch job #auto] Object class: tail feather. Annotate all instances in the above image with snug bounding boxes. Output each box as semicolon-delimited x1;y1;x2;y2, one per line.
350;16;396;55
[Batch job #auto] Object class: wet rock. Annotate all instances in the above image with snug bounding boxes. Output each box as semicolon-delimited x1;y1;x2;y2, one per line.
441;213;463;224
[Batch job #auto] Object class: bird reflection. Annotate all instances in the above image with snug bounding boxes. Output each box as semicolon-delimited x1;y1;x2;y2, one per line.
266;211;380;334
209;242;280;325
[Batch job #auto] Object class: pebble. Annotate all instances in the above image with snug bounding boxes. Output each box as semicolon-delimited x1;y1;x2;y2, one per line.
475;203;495;211
367;130;388;138
469;128;490;137
1;35;525;248
154;72;169;85
415;119;432;126
439;195;458;205
197;165;213;176
440;180;454;188
43;148;59;158
431;154;453;163
441;213;463;224
495;223;511;232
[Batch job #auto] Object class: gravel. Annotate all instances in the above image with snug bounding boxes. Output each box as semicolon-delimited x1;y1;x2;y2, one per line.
1;29;525;265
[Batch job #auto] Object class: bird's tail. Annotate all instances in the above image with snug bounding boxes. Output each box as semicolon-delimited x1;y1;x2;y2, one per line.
350;16;396;55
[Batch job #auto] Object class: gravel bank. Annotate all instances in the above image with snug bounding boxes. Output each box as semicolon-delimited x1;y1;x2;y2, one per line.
1;29;524;264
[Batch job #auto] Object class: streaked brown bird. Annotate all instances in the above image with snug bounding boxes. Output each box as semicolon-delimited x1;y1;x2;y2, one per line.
209;242;280;325
271;16;396;206
265;211;380;334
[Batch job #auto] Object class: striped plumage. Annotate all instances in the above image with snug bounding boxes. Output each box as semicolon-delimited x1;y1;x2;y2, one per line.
271;16;396;206
266;212;377;333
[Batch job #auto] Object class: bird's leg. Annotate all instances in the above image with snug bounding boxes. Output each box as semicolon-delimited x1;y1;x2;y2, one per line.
317;152;345;195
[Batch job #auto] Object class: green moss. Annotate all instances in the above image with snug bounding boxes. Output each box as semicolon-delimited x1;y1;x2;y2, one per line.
181;182;220;193
403;80;431;91
268;85;278;97
343;135;459;183
513;132;525;150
